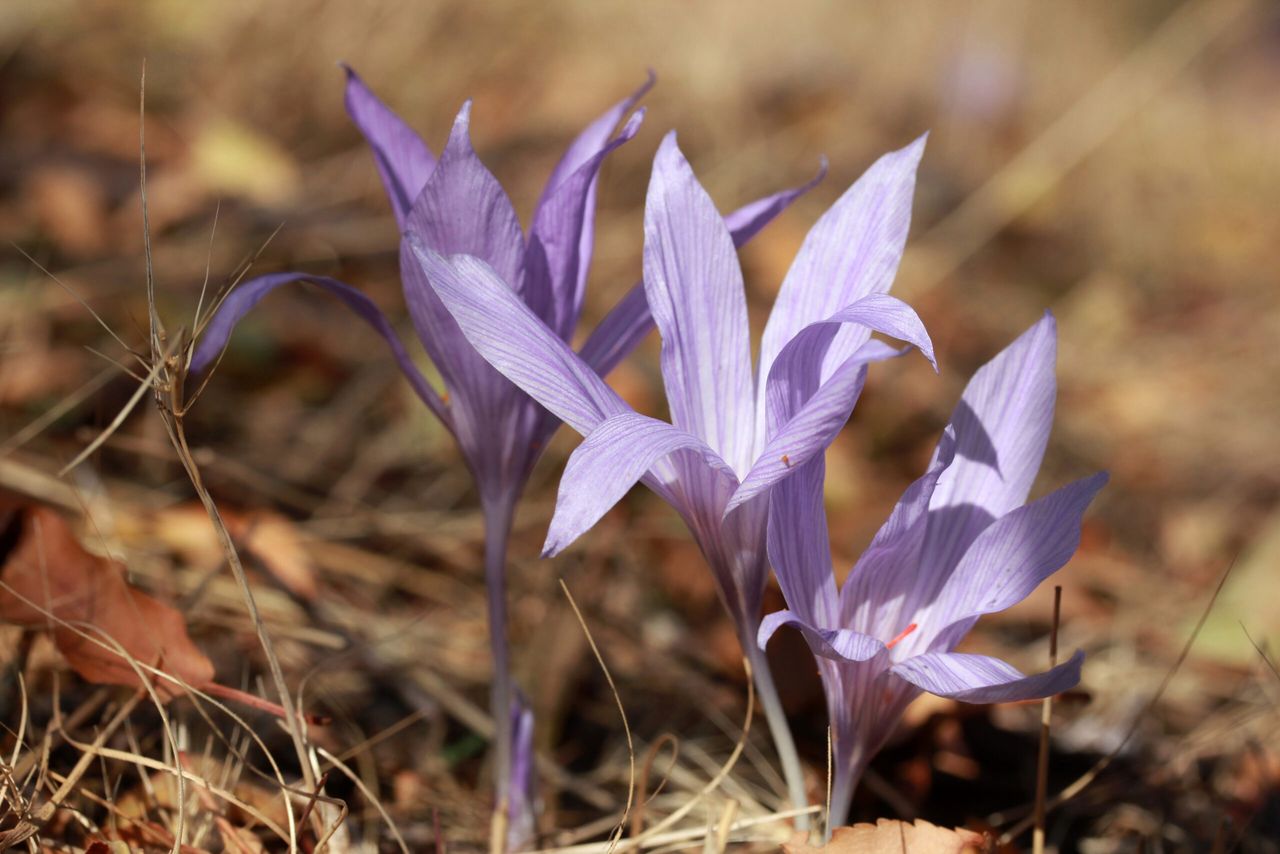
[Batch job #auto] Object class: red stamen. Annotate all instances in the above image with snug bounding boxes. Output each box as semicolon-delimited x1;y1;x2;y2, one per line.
781;454;792;468
885;622;918;649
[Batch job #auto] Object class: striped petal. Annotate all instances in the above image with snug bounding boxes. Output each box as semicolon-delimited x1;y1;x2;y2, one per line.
342;65;437;228
891;649;1084;703
643;132;755;471
757;135;926;390
544;412;737;557
409;244;629;436
190;272;447;423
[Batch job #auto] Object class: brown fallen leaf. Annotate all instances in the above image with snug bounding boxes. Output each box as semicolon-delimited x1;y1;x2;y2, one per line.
783;819;988;854
0;502;214;699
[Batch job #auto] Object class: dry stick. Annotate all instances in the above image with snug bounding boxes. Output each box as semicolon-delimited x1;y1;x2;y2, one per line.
133;66;317;849
903;0;1254;299
823;726;833;841
1032;586;1062;854
999;559;1236;844
560;579;636;854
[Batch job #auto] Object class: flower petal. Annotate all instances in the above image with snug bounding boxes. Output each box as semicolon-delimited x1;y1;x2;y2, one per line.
890;649;1084;703
190;272;447;423
398;101;530;433
526;107;646;339
919;313;1059;580
924;472;1108;649
765;458;839;626
757;135;926;389
758;609;885;664
577;164;827;379
643;132;755;471
342;65;437;229
534;71;654;223
407;101;525;288
753;294;934;454
726;349;873;519
722;159;828;249
544;412;737;557
838;430;957;637
410;242;629;436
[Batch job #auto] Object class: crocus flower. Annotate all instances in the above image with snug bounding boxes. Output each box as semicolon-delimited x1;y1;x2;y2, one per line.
759;314;1107;830
190;69;817;845
411;131;934;819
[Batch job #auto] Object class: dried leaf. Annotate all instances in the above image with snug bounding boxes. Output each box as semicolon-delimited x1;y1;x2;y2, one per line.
0;503;214;699
784;819;987;854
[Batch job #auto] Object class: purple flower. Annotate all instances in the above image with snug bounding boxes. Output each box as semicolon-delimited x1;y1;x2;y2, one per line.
190;69;817;846
758;314;1107;830
410;130;933;818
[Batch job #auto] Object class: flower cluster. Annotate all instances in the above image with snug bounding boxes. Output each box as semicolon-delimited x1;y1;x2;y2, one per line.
196;66;1104;847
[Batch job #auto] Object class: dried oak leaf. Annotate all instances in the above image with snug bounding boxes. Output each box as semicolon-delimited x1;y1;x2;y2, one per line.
0;503;214;699
783;819;988;854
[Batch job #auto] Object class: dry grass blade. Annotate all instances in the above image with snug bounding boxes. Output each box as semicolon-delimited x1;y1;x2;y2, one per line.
57;339;174;476
560;578;635;854
317;746;409;854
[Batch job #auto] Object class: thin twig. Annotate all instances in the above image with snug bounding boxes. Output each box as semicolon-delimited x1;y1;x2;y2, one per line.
1000;558;1237;843
1032;586;1062;854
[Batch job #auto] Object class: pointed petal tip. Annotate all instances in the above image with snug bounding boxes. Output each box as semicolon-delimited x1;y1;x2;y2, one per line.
620;107;646;137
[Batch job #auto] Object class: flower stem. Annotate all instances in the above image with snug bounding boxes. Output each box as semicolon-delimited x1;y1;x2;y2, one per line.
481;493;518;846
746;642;811;832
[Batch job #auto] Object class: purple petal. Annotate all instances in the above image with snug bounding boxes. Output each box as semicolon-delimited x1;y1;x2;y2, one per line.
577;166;827;379
526;108;646;339
757;294;934;451
342;65;437;229
534;71;654;222
919;313;1059;580
726;353;871;519
758;609;885;664
410;242;629;436
406;101;525;288
838;430;957;636
723;159;827;249
190;272;448;423
890;649;1084;703
643;132;755;471
923;472;1108;649
765;458;839;627
398;103;536;450
757;135;926;390
506;693;536;848
544;412;737;557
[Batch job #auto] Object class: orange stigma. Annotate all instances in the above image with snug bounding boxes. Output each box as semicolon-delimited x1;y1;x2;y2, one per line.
885;622;918;650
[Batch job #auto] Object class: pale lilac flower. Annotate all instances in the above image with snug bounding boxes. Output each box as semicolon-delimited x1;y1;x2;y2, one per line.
759;314;1106;829
411;131;933;818
190;69;816;844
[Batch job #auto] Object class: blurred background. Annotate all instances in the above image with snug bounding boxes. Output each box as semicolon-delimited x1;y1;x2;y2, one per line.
1;1;1277;850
